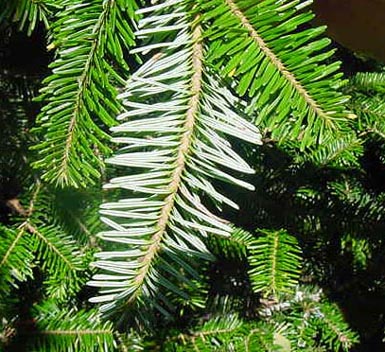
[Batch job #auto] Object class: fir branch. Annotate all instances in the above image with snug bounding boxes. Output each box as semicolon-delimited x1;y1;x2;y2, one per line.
316;302;359;351
30;302;116;352
0;225;34;294
88;0;261;314
169;314;243;350
1;183;85;300
0;0;57;35
224;0;326;122
32;0;137;188
248;229;302;298
166;317;277;352
294;134;363;168
351;71;385;93
208;227;255;260
0;0;372;350
200;0;352;147
0;183;41;293
131;20;204;301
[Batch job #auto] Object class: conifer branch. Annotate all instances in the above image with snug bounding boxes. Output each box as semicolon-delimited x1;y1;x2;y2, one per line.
32;226;76;270
88;0;261;313
59;2;113;184
0;183;41;269
224;0;330;126
131;21;204;298
32;0;137;188
0;0;56;35
248;229;302;297
1;0;371;350
30;303;116;351
201;0;351;147
0;227;26;269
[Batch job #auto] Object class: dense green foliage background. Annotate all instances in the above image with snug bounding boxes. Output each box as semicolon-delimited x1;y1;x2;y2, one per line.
1;0;385;351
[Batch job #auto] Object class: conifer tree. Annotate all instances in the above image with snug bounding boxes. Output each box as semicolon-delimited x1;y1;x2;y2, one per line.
1;0;385;351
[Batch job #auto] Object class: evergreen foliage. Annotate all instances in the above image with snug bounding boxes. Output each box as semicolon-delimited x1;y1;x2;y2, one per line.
1;0;385;351
0;0;56;36
200;0;351;147
87;0;262;315
248;229;302;297
32;0;137;188
30;301;116;352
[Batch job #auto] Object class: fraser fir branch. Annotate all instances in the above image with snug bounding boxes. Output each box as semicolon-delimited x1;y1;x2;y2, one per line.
89;0;261;314
30;302;117;352
1;182;85;300
4;184;74;270
244;329;259;352
0;182;41;270
32;0;137;188
32;226;77;271
38;329;112;336
0;0;57;35
248;229;302;298
2;0;370;349
168;315;243;348
317;302;359;351
131;21;204;301
0;227;25;268
0;225;33;294
201;0;352;147
294;134;363;168
59;1;114;185
224;0;329;125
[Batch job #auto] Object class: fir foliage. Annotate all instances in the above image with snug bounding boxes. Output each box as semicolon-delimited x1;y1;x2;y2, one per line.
200;0;351;148
0;223;34;295
87;0;262;314
3;0;385;351
29;301;116;352
0;0;57;35
248;229;302;297
31;0;137;188
0;183;87;301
